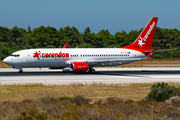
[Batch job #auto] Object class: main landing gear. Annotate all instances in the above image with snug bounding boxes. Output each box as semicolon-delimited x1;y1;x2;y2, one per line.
89;68;95;74
19;69;23;73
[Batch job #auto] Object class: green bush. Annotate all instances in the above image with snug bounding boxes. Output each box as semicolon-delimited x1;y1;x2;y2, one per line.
145;82;180;102
152;54;164;59
58;96;71;101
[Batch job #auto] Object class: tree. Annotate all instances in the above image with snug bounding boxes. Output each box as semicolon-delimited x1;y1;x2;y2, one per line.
27;25;32;33
0;26;10;42
0;25;180;60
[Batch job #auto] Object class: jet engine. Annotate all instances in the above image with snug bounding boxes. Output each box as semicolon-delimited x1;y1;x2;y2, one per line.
69;62;89;72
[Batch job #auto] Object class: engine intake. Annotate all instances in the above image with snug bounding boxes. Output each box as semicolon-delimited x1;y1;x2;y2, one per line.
70;62;89;72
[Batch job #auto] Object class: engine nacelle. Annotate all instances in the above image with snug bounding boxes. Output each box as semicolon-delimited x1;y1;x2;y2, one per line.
70;62;89;72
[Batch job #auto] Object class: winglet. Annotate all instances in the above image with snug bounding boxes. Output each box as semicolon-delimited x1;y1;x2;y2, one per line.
144;46;156;59
63;42;68;48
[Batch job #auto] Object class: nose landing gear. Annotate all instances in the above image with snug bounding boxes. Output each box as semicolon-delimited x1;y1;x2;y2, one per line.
13;67;23;73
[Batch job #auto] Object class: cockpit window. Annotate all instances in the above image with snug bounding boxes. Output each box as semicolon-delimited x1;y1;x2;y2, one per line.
11;54;20;57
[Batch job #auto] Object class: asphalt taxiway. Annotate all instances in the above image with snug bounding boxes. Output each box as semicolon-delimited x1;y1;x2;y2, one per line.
0;67;180;85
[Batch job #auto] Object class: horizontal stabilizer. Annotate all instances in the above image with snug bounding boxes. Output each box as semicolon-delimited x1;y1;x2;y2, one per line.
144;46;156;59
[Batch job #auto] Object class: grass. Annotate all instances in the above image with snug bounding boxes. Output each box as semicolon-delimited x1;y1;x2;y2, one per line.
0;83;147;103
0;82;180;119
0;82;180;103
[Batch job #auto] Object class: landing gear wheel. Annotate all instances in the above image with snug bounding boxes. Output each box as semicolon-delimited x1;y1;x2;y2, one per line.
19;70;23;73
89;68;95;74
91;69;95;74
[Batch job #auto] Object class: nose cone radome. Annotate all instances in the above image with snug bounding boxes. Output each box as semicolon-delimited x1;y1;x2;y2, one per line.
3;57;10;65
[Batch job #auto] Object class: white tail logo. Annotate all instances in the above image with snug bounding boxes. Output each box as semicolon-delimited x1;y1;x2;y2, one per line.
138;37;145;47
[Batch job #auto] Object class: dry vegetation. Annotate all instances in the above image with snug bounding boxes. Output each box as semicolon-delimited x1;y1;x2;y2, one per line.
0;60;11;68
1;59;180;119
0;82;155;103
0;82;180;119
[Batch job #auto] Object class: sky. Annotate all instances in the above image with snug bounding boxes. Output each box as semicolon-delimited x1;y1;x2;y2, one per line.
0;0;180;35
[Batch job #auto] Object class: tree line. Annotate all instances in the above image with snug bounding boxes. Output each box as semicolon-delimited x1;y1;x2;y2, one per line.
0;26;180;60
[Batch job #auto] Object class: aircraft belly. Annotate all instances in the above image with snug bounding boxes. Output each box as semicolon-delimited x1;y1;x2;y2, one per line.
17;59;68;68
119;60;136;65
35;59;67;67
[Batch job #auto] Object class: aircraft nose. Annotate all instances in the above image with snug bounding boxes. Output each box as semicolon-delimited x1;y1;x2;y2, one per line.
3;57;10;64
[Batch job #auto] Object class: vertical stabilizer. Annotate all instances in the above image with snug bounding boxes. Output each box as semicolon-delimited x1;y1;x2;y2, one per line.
122;17;158;50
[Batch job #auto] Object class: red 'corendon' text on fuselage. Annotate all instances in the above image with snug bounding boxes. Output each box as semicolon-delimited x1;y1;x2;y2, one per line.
33;51;69;59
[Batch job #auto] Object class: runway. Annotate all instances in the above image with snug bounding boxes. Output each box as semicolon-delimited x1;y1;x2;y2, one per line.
0;67;180;85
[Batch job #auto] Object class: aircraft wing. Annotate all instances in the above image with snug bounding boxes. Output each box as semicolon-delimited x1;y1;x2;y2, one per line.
66;58;142;66
155;48;177;52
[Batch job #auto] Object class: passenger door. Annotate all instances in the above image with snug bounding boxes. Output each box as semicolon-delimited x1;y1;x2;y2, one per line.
26;52;31;61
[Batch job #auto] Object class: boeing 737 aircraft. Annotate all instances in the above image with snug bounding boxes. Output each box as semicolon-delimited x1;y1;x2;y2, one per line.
3;17;158;73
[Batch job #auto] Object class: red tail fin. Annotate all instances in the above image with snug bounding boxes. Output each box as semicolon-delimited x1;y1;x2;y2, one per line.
63;42;68;48
122;17;158;50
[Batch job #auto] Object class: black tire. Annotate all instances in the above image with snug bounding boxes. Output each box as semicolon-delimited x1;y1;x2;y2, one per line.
91;69;95;73
19;70;23;73
89;68;95;74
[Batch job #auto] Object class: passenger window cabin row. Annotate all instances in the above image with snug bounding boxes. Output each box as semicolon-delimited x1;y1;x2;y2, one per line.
32;54;130;58
33;55;68;58
71;54;130;57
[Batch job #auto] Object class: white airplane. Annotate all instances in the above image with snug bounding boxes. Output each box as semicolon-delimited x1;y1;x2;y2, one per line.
3;17;158;73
